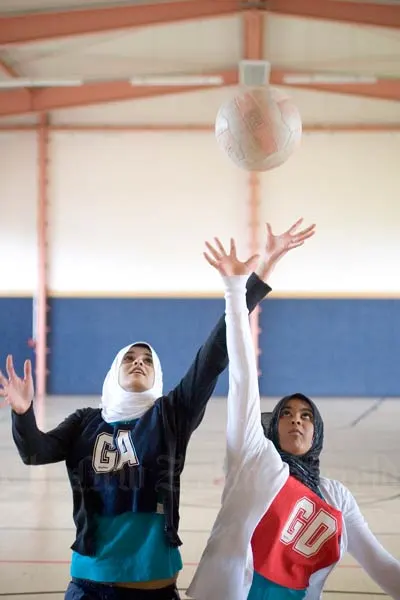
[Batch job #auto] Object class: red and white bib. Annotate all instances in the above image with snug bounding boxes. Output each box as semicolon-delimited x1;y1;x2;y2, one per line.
251;476;342;590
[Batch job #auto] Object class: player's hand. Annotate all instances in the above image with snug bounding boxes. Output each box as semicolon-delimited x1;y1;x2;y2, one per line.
264;218;315;261
0;355;34;415
204;237;259;277
257;218;316;281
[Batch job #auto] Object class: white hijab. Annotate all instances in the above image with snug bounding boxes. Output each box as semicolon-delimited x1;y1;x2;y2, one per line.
100;341;163;423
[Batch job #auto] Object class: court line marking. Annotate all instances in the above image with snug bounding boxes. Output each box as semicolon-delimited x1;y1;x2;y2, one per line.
350;397;386;427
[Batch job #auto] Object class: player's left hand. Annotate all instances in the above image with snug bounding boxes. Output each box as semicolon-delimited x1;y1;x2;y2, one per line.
204;237;259;277
256;218;316;281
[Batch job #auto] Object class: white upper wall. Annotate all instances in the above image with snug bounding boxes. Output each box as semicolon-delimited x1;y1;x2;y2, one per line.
0;2;398;296
47;130;248;294
0;129;399;296
0;132;38;294
259;131;400;294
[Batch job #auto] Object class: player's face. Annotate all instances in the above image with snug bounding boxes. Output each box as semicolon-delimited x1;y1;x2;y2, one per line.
278;398;314;456
118;345;155;392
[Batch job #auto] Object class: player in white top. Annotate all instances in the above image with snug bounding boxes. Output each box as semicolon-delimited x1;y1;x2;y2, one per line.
188;236;400;600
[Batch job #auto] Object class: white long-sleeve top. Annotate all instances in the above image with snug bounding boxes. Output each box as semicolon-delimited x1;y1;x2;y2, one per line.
187;275;400;600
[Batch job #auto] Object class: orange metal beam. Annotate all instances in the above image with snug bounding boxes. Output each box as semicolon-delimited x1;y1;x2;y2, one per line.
0;0;239;46
273;71;400;103
267;0;400;30
0;71;237;116
0;0;397;47
0;52;35;106
0;123;399;133
244;9;264;61
0;57;18;78
0;68;397;117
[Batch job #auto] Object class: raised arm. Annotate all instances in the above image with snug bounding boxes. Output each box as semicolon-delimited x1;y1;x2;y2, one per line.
343;484;400;598
169;270;270;435
225;273;267;463
169;219;316;437
204;239;269;471
1;355;84;464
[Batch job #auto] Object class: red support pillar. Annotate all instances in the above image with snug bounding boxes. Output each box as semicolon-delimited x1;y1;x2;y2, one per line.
35;113;49;401
243;5;264;373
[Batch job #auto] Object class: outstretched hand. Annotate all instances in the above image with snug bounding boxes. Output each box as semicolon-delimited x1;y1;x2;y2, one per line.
204;237;259;277
264;218;316;262
257;218;316;281
0;355;34;415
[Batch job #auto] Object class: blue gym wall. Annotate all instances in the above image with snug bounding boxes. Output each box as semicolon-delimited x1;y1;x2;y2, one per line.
1;296;399;398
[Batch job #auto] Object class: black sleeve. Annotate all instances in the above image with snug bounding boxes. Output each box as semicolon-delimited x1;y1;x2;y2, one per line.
166;272;271;435
12;403;86;465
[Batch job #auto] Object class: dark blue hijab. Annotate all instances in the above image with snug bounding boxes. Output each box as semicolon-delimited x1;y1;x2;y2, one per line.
261;393;324;498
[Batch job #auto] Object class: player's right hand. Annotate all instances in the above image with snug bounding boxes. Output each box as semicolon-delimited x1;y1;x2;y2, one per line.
0;355;34;415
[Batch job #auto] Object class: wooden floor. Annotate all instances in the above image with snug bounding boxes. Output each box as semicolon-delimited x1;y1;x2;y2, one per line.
1;395;399;599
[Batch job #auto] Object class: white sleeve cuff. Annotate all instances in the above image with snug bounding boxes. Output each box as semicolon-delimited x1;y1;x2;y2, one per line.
222;275;248;314
221;275;248;291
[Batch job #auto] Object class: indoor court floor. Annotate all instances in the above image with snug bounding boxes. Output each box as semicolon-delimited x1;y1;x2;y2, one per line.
1;395;399;599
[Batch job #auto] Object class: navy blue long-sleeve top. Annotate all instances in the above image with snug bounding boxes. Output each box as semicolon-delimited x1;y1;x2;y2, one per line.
12;273;271;556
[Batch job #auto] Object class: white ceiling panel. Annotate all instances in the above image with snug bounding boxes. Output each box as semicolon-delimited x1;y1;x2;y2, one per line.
3;16;241;79
266;15;400;78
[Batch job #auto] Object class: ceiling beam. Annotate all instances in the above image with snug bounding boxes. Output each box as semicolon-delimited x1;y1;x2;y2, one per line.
0;123;399;133
243;8;264;61
0;0;398;47
273;70;400;102
0;52;34;105
0;0;400;46
0;70;238;117
0;68;398;117
0;56;19;78
0;0;238;46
